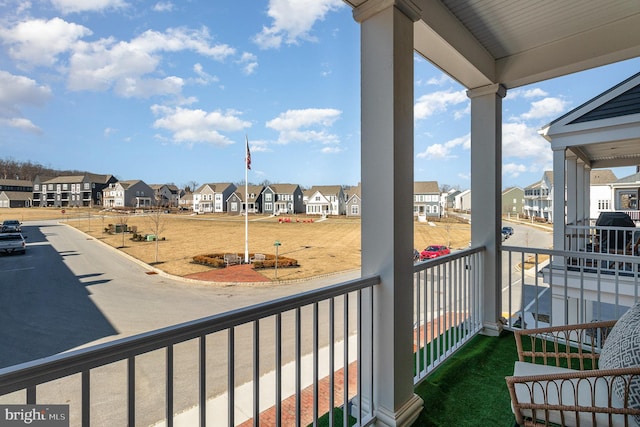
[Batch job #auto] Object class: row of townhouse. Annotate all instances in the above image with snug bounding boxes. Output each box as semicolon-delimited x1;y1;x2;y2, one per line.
1;174;454;220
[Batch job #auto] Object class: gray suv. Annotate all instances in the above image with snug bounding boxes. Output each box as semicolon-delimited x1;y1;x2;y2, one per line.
1;219;21;233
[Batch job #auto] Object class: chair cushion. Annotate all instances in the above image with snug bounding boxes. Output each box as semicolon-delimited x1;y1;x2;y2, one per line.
599;302;640;423
512;361;637;426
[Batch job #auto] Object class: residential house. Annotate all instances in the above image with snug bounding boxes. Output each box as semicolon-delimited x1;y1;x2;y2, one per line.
193;183;236;213
150;184;180;207
304;185;345;216
454;189;471;212
3;5;639;427
178;191;193;211
611;171;640;221
261;184;304;215
102;180;154;208
413;181;440;218
0;179;33;208
345;183;362;217
226;185;264;214
501;186;524;217
35;174;116;208
444;189;461;209
523;171;554;222
589;169;618;219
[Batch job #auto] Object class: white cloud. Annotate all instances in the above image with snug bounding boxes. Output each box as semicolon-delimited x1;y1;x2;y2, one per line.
67;27;235;96
0;117;42;133
502;121;552;169
50;0;127;14
266;108;341;145
237;52;258;75
253;0;344;49
503;162;530;178
321;146;342;154
153;1;173;12
151;105;251;145
0;17;91;68
520;97;568;120
425;73;454;86
505;87;548;100
0;71;51;133
192;63;218;85
417;134;469;160
415;89;468;120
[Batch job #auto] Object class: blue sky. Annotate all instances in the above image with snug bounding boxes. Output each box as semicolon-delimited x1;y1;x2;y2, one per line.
0;0;638;190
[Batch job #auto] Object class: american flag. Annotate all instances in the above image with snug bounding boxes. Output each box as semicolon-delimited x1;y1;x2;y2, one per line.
246;137;251;170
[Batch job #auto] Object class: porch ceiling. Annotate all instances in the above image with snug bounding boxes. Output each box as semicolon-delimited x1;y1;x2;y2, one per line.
345;0;640;90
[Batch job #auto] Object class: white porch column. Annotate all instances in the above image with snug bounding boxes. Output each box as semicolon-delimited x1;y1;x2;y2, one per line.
576;159;586;224
566;153;578;228
468;84;506;336
552;148;567;251
583;163;591;223
354;1;423;426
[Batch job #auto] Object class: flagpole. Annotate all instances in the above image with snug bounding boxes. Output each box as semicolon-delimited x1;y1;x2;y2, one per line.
244;136;249;263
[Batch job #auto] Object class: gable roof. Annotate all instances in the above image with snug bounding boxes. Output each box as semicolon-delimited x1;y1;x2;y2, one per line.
590;169;617;185
413;181;439;194
268;183;300;194
540;72;640;169
615;172;640;184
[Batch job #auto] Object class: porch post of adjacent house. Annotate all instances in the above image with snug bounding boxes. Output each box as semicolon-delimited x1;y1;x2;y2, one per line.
354;1;423;425
468;84;506;336
582;162;591;223
551;147;572;325
566;153;578;228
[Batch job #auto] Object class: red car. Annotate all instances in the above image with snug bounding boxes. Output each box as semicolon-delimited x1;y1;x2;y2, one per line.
420;245;450;260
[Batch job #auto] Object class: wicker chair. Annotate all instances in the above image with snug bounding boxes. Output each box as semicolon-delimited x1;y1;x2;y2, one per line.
505;320;640;427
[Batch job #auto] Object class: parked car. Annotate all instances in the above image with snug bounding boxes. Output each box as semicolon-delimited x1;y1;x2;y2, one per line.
502;226;514;236
0;232;26;254
1;219;21;233
420;245;450;260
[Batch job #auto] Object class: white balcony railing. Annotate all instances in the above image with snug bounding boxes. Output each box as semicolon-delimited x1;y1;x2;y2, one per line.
412;247;485;384
565;223;640;257
502;245;639;329
0;276;379;427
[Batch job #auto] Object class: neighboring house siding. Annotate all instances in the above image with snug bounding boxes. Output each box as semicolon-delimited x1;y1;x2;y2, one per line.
414;181;440;217
193;183;236;213
523;171;554;223
304;185;345;216
501;187;524;216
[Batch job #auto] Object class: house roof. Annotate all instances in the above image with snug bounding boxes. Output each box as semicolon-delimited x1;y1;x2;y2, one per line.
590;169;617;185
540;72;640;169
268;183;300;194
44;173;113;184
502;186;523;195
0;179;32;187
0;191;32;200
231;185;265;202
348;1;640;90
413;181;439;194
305;185;343;197
615;172;640;184
195;182;235;193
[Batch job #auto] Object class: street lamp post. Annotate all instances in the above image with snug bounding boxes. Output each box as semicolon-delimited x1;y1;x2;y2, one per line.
274;240;281;279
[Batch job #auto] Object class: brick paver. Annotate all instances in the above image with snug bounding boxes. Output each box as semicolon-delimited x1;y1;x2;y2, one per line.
184;263;271;282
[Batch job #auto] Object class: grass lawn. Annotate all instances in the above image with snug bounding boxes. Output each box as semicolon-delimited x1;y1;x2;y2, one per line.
2;207;471;281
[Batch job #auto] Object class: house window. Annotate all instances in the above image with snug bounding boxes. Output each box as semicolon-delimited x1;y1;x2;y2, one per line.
34;184;39;191
265;202;272;210
315;196;321;201
231;202;238;211
265;193;272;201
351;205;359;215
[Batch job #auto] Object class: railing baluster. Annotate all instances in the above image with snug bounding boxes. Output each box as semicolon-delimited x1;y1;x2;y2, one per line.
82;370;90;427
295;307;301;427
329;299;335;427
313;302;319;425
166;345;173;427
199;335;206;426
357;289;362;425
26;386;35;404
229;327;235;427
253;320;260;427
343;294;349;427
128;356;135;426
275;314;282;427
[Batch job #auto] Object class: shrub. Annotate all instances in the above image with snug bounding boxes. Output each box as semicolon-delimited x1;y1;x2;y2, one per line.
192;252;299;269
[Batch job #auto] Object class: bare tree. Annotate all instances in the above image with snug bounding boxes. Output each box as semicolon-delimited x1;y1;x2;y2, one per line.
118;210;130;248
147;205;166;264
